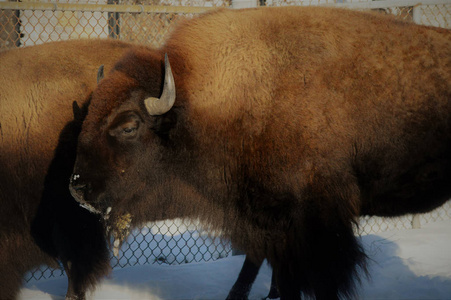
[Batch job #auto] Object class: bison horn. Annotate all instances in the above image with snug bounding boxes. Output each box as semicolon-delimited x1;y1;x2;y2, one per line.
144;54;176;116
97;65;104;84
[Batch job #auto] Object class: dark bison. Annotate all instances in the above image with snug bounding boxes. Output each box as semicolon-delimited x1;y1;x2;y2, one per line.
69;7;451;299
0;39;133;299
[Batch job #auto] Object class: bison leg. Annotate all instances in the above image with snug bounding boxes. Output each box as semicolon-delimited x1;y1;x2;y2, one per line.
273;266;302;300
226;256;263;300
314;289;340;300
265;271;279;300
53;206;111;300
64;260;85;300
226;255;280;300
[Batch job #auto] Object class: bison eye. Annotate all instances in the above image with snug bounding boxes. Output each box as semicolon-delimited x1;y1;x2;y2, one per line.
122;124;137;135
108;111;142;140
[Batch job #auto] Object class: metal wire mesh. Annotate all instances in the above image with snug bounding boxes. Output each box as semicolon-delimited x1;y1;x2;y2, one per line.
358;201;451;235
1;0;450;51
112;219;231;268
24;219;232;282
0;0;230;49
262;0;451;28
2;0;450;284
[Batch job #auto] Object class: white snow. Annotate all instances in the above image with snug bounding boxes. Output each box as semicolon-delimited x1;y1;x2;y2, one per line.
20;219;451;300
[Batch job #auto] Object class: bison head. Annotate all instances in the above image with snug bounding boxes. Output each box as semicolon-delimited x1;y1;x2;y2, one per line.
69;52;179;234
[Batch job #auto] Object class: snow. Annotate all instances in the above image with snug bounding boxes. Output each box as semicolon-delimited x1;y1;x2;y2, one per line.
20;219;451;300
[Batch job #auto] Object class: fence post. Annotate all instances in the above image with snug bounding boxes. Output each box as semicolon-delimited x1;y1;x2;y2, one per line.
108;0;120;39
13;9;20;47
412;5;422;25
232;0;258;9
411;214;421;229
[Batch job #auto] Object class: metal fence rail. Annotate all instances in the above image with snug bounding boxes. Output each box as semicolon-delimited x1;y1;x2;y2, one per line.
1;0;450;283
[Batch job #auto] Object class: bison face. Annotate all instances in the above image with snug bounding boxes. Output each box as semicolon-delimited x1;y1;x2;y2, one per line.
69;108;148;216
69;54;177;228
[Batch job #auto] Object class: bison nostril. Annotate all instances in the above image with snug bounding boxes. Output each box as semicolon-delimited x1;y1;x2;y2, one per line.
69;178;103;215
69;182;86;201
72;183;87;192
70;174;89;191
69;174;90;203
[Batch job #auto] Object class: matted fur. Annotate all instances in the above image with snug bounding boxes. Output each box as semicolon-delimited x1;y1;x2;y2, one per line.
72;7;451;299
0;39;133;299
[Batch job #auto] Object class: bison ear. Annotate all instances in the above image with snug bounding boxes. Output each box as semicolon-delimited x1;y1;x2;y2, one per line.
72;100;90;123
72;101;83;122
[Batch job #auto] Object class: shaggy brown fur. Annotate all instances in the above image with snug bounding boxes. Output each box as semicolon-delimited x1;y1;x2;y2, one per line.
0;39;133;299
71;7;451;299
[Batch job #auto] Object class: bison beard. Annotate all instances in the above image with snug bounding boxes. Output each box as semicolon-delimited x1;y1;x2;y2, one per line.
70;6;451;300
31;101;111;298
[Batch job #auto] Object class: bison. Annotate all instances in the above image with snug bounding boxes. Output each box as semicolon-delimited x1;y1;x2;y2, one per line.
69;7;451;299
0;39;133;299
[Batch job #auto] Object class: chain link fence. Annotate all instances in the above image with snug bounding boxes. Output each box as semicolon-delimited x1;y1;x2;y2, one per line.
0;0;229;49
1;0;450;50
1;0;450;283
263;0;451;28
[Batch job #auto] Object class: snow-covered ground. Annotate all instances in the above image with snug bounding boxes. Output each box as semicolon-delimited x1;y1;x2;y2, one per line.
20;219;451;299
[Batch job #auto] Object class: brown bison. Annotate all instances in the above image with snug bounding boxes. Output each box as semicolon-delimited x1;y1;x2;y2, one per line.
69;7;451;299
0;39;133;299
